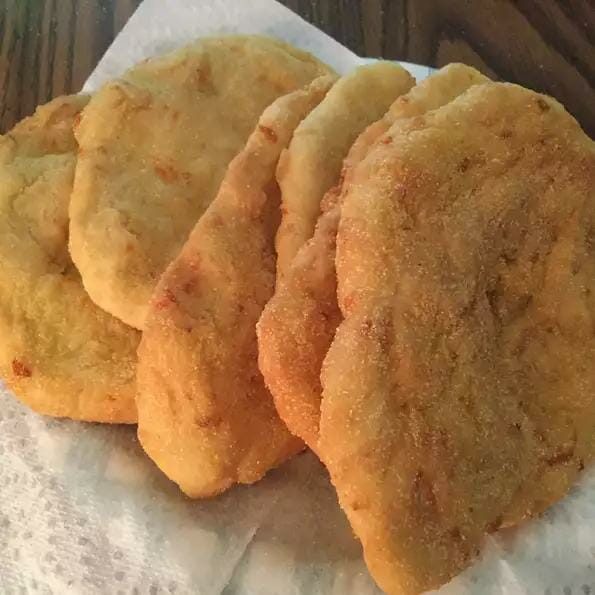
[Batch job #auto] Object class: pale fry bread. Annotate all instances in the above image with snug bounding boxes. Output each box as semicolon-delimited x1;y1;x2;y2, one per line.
274;61;414;279
320;83;595;594
258;65;488;451
70;35;332;329
136;77;335;498
0;96;140;423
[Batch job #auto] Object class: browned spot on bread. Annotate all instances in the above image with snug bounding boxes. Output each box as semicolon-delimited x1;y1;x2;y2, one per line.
546;446;575;466
449;527;463;541
153;161;179;184
458;157;471;172
259;125;278;143
194;413;223;428
361;319;374;335
536;98;550;112
196;65;211;84
182;279;196;294
486;515;503;533
46;101;80;126
350;498;369;512
154;288;178;310
412;471;437;512
342;293;355;312
12;359;32;378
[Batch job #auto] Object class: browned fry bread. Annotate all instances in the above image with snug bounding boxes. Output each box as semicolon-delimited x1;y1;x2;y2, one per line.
258;65;489;452
136;76;335;498
320;82;595;594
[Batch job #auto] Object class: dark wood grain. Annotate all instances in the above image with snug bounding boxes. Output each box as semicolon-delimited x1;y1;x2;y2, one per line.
1;0;594;135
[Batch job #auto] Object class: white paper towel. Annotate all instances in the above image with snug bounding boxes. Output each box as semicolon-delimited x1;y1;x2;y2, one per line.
1;1;594;594
81;0;434;92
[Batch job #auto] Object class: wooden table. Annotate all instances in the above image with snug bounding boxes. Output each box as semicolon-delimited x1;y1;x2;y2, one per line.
1;0;594;136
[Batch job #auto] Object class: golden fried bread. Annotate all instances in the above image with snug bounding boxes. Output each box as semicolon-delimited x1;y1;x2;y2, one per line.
137;77;334;498
320;83;595;594
258;65;489;451
274;61;414;280
70;35;332;329
0;96;140;423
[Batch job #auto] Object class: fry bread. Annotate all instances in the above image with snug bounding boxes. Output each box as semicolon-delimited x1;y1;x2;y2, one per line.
274;61;415;279
70;35;332;329
137;77;334;498
0;96;140;423
320;83;595;594
258;65;489;450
